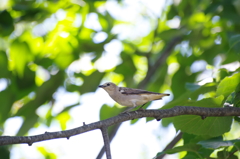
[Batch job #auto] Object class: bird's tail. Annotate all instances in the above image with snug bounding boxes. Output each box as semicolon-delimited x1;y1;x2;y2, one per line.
154;93;170;100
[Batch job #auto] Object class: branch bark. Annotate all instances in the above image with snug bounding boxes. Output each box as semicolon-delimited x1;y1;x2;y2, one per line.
0;106;240;146
96;123;121;159
100;127;112;159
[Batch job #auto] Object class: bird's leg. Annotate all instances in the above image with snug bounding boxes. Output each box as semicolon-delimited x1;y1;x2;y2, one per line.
137;103;147;110
121;107;136;114
121;101;138;114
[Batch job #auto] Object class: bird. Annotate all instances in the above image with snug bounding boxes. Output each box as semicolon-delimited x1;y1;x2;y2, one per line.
98;82;170;113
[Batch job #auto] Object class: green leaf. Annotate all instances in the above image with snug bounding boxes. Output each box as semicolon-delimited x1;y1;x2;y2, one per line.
167;5;178;20
217;150;238;159
45;107;54;127
196;147;214;158
0;10;14;36
17;113;39;136
0;89;15;123
198;137;240;149
187;95;224;108
173;96;233;136
100;104;122;134
183;133;200;144
190;82;217;100
0;146;10;159
54;52;74;69
114;53;137;85
0;51;9;78
166;143;201;154
183;133;222;146
205;2;221;14
234;141;240;151
155;143;201;158
161;117;174;127
45;99;79;128
185;83;201;92
147;63;168;93
16;71;64;116
234;83;240;107
171;65;191;98
174;115;232;137
158;28;186;42
10;40;33;77
78;71;105;94
162;82;217;112
100;104;121;120
216;73;240;98
56;112;71;130
182;153;202;159
229;34;240;54
216;68;230;82
15;66;36;98
37;147;57;159
161;91;192;109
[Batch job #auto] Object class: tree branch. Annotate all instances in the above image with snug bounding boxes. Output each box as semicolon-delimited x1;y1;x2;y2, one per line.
100;127;112;159
96;123;121;159
0;106;240;146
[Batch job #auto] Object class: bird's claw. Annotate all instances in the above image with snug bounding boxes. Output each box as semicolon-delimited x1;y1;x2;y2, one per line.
120;111;131;115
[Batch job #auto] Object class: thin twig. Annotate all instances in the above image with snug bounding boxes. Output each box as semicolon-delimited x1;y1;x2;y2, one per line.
156;132;182;159
226;149;238;159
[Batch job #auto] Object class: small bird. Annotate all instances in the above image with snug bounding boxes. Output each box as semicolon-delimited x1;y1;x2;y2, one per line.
98;82;170;112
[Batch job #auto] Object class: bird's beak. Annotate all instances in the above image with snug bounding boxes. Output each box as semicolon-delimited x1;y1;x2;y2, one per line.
98;85;105;88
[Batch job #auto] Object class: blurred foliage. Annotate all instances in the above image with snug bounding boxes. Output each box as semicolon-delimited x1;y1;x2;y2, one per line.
0;0;240;158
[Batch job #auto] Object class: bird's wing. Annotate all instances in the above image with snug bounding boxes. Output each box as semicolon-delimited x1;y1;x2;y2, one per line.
119;87;160;95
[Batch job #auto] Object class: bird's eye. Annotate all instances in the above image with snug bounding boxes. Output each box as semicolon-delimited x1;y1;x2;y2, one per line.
107;83;110;86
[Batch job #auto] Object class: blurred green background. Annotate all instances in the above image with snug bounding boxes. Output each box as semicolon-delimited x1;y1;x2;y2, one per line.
0;0;240;158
